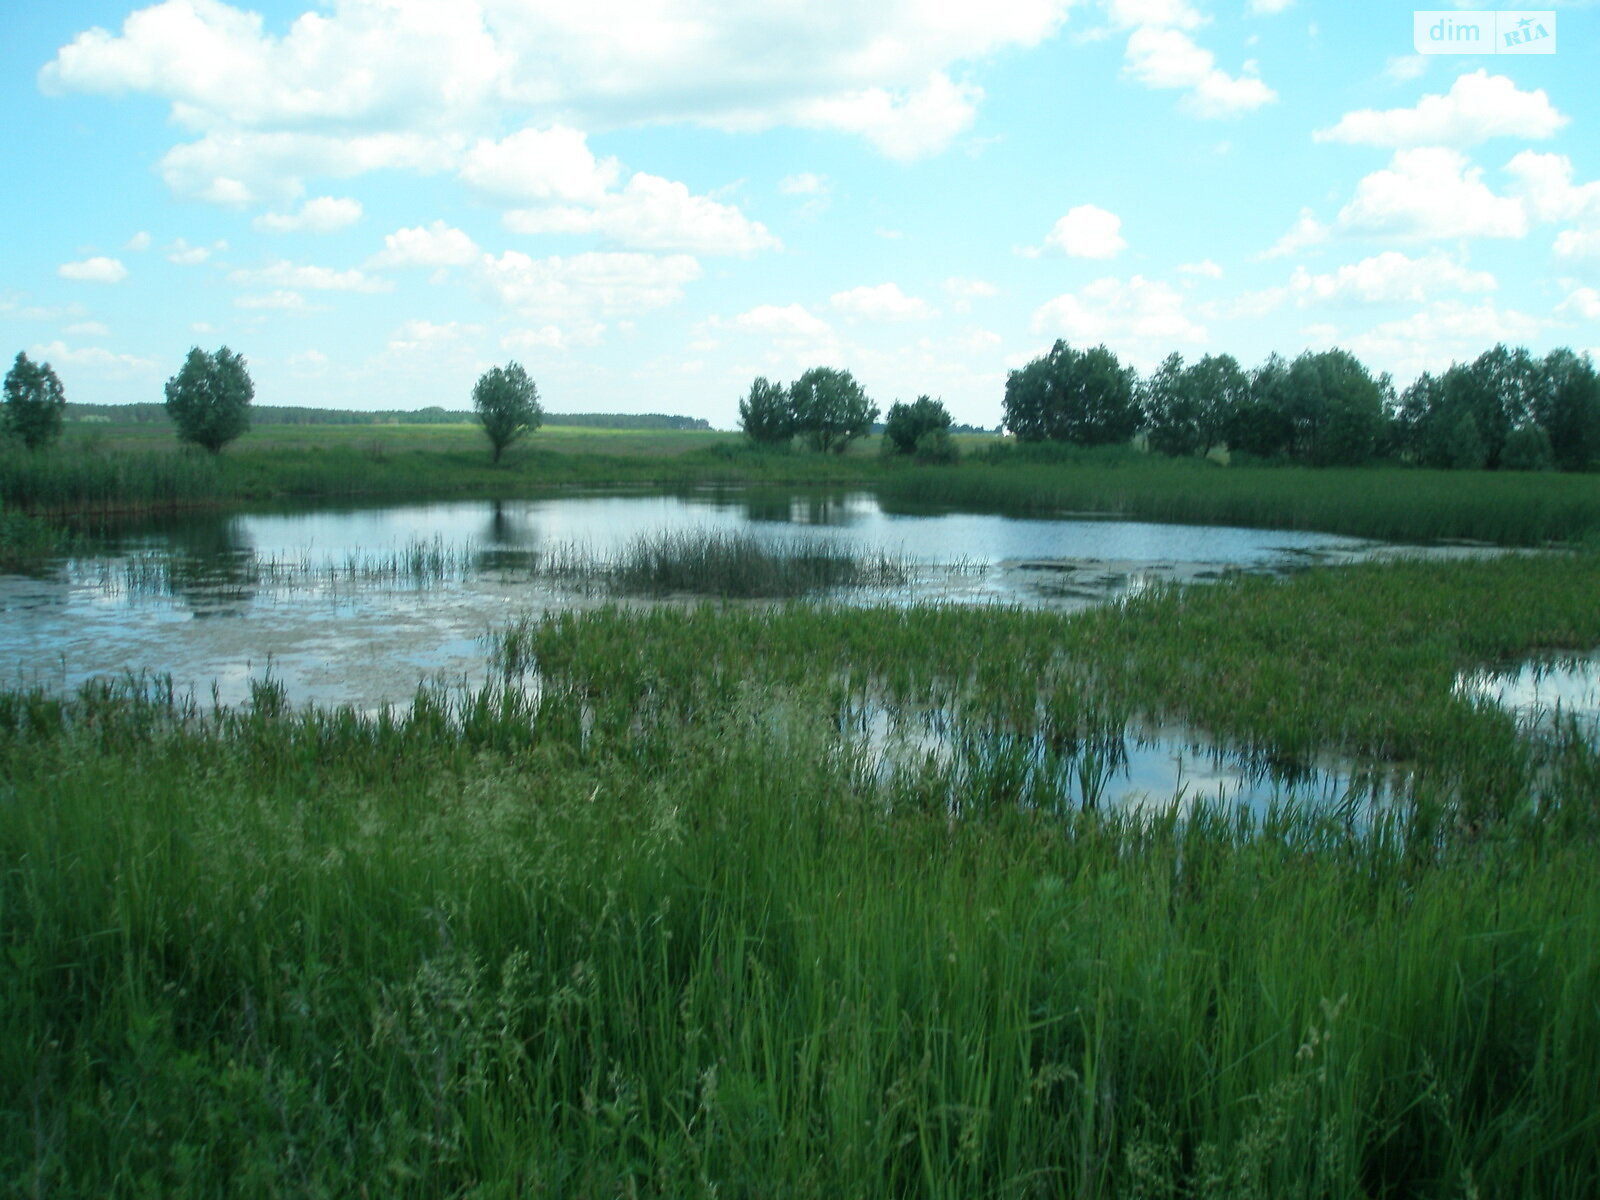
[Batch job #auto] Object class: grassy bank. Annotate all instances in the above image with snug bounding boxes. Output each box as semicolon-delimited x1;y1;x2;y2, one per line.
6;421;1597;548
877;458;1600;546
5;555;1600;1196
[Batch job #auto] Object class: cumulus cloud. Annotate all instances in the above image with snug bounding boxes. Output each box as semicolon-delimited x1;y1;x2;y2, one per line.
1289;251;1495;306
368;221;482;269
1260;208;1330;259
229;259;394;292
1503;151;1600;225
460;127;621;204
165;237;226;265
1557;287;1600;322
41;0;1073;200
58;256;128;283
503;171;779;255
1177;259;1224;278
1031;275;1206;364
1345;300;1544;380
1336;148;1526;241
1122;27;1276;117
1315;71;1567;148
829;283;938;322
726;304;833;339
478;251;702;320
387;319;482;353
253;195;364;234
1040;204;1127;259
124;231;152;252
27;340;155;373
501;322;605;352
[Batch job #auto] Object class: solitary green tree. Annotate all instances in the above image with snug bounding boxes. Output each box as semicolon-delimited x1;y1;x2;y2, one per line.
473;361;542;463
165;346;254;454
738;376;794;445
3;351;67;450
882;395;953;457
790;367;877;453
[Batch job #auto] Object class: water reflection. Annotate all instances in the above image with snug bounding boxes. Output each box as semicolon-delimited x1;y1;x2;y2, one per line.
1455;654;1600;738
5;490;1396;712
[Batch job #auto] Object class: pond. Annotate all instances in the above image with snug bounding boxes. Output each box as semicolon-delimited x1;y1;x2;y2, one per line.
3;488;1393;715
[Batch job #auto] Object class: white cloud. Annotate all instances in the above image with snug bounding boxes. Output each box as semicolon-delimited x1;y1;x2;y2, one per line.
1336;148;1526;241
165;237;226;265
504;172;778;255
1105;0;1204;31
27;340;155;373
1031;275;1206;364
829;283;938;322
1042;204;1127;259
1314;71;1567;148
461;127;621;203
156;129;460;207
794;72;983;161
369;222;482;269
1289;251;1495;306
727;304;833;339
1261;207;1330;258
779;173;828;196
1178;259;1224;278
501;322;605;352
1123;27;1276;117
1503;151;1600;225
229;259;394;292
1345;300;1545;380
253;195;364;234
66;321;111;337
1555;228;1600;268
58;256;128;284
124;231;152;252
1248;0;1294;13
387;319;482;353
234;290;310;310
1557;287;1600;321
42;0;1073;193
479;251;702;319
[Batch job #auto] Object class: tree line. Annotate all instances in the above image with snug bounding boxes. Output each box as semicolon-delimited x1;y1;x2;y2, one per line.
738;342;1599;472
1004;340;1600;471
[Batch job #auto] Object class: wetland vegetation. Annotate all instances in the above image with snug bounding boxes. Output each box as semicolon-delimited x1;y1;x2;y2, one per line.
4;414;1600;1196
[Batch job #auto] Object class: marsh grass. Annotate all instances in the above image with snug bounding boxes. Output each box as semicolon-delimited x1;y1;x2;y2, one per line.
5;553;1600;1195
879;460;1600;546
608;528;911;597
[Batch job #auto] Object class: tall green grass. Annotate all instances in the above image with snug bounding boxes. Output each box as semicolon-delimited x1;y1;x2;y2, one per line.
608;529;910;597
879;460;1600;546
6;556;1600;1195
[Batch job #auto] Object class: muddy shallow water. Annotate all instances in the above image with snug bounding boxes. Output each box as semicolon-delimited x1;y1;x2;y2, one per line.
1;489;1459;715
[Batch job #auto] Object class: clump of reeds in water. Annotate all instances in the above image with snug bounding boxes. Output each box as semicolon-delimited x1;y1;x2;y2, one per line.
605;529;911;598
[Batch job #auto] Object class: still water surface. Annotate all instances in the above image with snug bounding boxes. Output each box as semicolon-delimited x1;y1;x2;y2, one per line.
0;489;1388;712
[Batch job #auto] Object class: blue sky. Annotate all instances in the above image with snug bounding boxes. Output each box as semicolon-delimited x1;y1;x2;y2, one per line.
2;0;1596;428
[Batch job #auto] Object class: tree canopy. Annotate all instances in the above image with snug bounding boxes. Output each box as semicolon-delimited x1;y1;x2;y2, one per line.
3;351;67;450
738;376;794;445
164;346;254;454
790;367;877;453
1003;341;1139;446
472;362;543;463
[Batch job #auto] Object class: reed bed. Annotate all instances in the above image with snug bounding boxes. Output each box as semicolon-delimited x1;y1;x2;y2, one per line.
6;554;1599;1195
879;461;1600;546
607;529;910;598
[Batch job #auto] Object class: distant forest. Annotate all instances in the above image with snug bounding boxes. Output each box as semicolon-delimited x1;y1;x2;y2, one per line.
66;404;712;431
